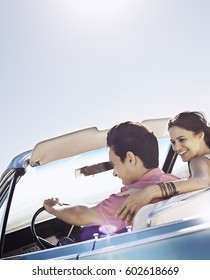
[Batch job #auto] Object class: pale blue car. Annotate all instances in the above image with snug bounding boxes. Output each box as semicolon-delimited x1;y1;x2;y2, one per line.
1;118;210;260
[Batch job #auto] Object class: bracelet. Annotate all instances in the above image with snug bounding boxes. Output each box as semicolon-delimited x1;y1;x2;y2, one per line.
157;182;179;199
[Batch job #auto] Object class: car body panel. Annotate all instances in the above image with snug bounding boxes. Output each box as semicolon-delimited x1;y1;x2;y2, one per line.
5;217;210;260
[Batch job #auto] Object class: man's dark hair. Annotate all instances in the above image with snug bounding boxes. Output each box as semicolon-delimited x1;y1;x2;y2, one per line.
106;121;159;168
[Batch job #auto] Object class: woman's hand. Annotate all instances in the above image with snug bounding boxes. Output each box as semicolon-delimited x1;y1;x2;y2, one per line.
115;186;160;223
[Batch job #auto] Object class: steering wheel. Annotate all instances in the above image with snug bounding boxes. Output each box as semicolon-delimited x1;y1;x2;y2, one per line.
30;206;76;250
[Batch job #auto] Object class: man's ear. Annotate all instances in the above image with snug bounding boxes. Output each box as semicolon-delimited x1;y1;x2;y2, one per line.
126;151;136;165
198;131;205;140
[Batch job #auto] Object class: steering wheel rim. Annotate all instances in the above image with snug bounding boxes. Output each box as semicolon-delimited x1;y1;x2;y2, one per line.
30;206;56;250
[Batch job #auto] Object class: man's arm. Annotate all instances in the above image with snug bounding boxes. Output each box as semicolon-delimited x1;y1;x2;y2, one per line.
43;198;102;226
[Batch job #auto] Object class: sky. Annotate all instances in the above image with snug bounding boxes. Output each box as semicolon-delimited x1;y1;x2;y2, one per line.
1;0;210;173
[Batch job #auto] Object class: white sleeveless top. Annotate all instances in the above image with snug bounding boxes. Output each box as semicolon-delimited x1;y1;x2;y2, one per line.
204;154;210;160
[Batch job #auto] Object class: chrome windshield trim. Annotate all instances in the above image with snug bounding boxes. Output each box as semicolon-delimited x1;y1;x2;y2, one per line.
2;150;32;177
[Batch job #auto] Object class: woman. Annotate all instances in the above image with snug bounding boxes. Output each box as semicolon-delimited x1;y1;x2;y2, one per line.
115;111;210;223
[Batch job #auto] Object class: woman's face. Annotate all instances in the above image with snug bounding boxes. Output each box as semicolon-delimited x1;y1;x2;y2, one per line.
169;126;204;162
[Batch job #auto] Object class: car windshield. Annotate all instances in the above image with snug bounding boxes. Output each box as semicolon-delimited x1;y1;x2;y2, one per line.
6;137;188;234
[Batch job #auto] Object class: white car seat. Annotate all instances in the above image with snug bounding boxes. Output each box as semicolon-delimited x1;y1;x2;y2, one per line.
133;188;210;230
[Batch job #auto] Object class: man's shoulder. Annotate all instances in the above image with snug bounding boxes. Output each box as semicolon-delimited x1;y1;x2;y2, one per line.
161;172;180;181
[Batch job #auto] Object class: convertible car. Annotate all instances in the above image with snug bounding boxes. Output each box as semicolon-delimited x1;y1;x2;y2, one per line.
1;118;210;260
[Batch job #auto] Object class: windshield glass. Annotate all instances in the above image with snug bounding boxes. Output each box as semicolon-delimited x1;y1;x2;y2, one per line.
6;138;188;233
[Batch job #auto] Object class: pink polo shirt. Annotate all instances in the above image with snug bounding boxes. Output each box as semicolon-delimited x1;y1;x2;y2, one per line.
95;168;179;234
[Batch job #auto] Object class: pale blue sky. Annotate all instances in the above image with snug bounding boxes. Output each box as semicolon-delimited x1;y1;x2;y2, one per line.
1;0;210;173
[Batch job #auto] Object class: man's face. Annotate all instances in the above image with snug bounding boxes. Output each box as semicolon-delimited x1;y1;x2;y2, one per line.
109;148;136;185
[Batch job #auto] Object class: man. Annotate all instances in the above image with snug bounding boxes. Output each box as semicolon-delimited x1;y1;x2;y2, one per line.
44;121;178;239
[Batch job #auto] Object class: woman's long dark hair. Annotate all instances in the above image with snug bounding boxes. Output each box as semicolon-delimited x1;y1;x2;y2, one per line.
168;111;210;149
